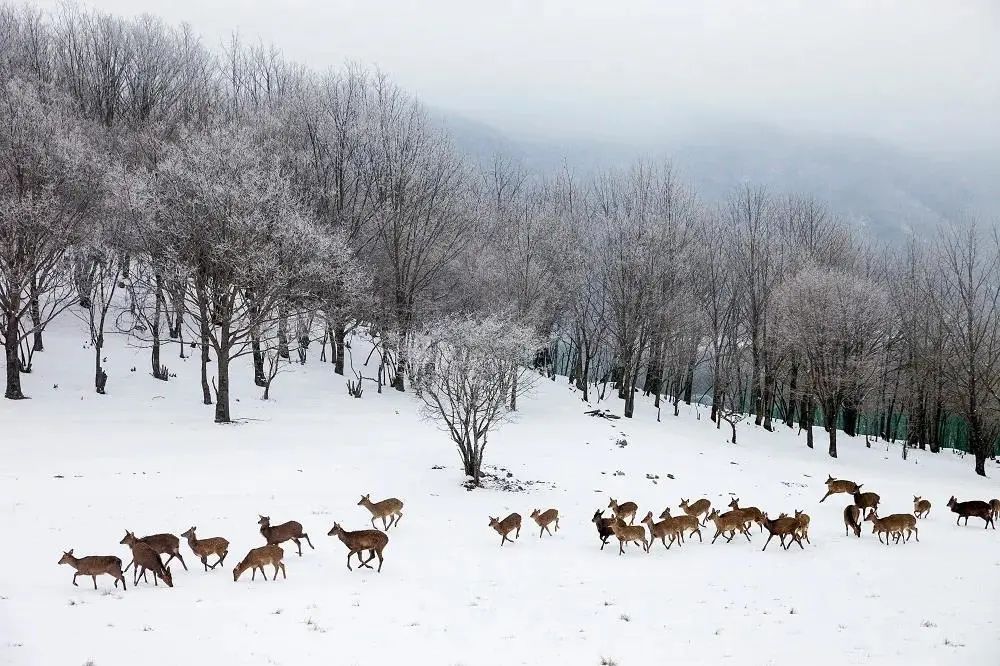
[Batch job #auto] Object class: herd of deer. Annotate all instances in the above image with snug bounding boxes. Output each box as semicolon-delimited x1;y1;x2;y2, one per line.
57;477;1000;592
57;494;403;591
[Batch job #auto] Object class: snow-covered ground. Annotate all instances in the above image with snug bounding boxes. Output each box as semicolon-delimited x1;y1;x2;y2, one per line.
2;320;999;666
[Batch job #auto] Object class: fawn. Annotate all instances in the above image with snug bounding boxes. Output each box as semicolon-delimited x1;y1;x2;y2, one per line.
609;517;649;555
707;508;751;544
58;550;126;590
119;530;187;572
608;498;638;525
489;513;522;546
946;496;995;528
761;513;804;551
180;527;229;571
912;496;931;519
357;494;404;530
865;511;918;544
679;498;712;526
990;499;1000;522
530;508;560;538
233;545;285;582
793;509;811;544
843;504;862;537
727;498;764;533
328;522;389;572
258;515;315;555
126;540;174;587
819;475;862;503
641;511;684;550
658;507;703;543
592;510;615;550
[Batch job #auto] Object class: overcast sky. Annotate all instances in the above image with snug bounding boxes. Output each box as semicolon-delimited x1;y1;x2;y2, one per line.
37;1;1000;152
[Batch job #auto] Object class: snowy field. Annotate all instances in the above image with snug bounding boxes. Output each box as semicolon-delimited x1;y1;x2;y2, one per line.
2;320;999;666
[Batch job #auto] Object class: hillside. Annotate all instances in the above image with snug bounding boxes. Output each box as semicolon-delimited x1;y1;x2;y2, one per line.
1;318;999;665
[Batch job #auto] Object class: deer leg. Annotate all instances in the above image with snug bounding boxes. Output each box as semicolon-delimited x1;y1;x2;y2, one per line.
762;534;774;551
92;575;98;589
712;529;722;544
72;573;79;587
371;516;377;529
292;538;302;556
795;535;804;549
375;549;383;573
261;566;269;581
123;559;134;573
174;551;188;571
346;551;354;571
742;527;751;542
819;490;833;503
218;550;228;566
279;562;287;579
153;571;159;586
201;555;209;571
272;563;281;579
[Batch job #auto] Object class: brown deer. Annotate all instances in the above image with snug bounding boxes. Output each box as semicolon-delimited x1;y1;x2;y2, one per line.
912;496;931;519
658;507;703;543
608;498;638;525
327;522;389;572
127;540;174;587
609;517;649;555
946;496;996;528
727;498;764;533
641;511;684;550
761;513;804;551
530;508;560;538
592;510;615;550
843;504;862;537
990;499;1000;522
679;498;712;526
819;475;862;502
357;494;404;530
707;508;752;544
793;509;811;544
852;489;881;516
865;511;918;544
233;545;285;582
180;527;229;571
488;513;522;546
258;515;315;555
119;530;187;572
58;550;126;590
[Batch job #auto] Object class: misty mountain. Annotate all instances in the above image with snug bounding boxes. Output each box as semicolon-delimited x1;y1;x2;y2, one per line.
439;112;1000;243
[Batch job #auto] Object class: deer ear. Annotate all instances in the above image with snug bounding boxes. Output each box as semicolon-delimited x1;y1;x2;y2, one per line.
67;549;73;555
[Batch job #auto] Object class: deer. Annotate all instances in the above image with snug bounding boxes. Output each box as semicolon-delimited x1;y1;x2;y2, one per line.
946;496;996;529
327;522;389;572
991;499;1000;522
641;511;684;550
592;510;615;550
529;508;560;538
707;508;752;544
357;494;404;530
679;498;712;526
119;530;187;572
793;509;811;544
233;545;285;582
127;540;174;587
58;550;126;590
180;527;229;571
488;513;522;546
761;513;804;551
852;489;881;516
865;511;918;544
913;496;932;519
609;517;649;555
819;475;862;503
258;515;315;555
608;498;638;525
727;497;764;533
658;507;703;543
843;504;862;537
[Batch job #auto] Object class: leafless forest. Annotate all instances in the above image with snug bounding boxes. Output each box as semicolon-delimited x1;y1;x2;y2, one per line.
2;4;998;477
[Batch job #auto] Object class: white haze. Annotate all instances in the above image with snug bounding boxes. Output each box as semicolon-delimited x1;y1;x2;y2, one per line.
33;0;1000;154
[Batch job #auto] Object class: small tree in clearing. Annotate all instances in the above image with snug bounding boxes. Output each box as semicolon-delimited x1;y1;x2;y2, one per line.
409;315;537;486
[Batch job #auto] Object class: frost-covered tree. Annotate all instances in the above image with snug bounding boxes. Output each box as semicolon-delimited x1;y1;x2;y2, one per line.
775;266;892;458
408;315;536;485
0;77;102;399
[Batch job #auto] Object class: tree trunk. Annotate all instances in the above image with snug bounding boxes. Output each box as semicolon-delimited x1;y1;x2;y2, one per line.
683;360;694;405
277;305;290;360
4;309;25;400
214;335;231;423
643;337;662;395
392;330;407;392
197;289;212;405
785;364;798;428
843;403;858;437
826;405;838;458
94;336;106;394
29;277;43;352
510;368;518;411
334;322;346;376
762;367;775;431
